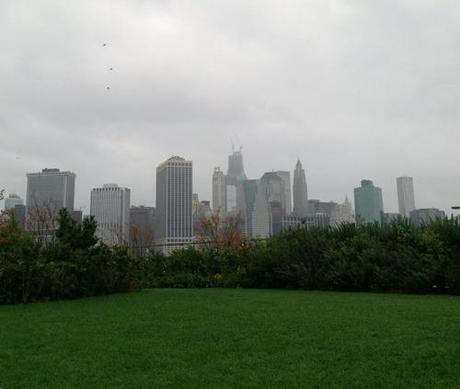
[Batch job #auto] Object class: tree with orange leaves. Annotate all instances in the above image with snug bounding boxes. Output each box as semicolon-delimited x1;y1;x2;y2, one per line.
196;210;246;249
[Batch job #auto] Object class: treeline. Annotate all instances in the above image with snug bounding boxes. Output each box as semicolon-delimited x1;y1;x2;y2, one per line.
1;209;460;304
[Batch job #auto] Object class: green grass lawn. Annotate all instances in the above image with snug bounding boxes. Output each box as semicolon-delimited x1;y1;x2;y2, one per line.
1;289;460;389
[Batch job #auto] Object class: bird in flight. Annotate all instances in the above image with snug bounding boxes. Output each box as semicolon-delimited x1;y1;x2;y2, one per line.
102;43;107;47
109;67;113;71
106;86;110;90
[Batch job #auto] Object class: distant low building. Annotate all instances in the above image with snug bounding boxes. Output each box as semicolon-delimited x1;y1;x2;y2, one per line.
281;213;330;231
330;196;355;226
381;212;400;224
71;210;83;223
410;208;445;226
4;194;24;210
308;200;338;218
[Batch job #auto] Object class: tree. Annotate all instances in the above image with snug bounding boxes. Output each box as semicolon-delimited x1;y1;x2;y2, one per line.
56;208;98;250
129;224;155;256
25;201;59;245
196;210;245;249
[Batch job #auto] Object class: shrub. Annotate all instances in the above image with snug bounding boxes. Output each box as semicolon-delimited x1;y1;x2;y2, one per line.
2;211;460;304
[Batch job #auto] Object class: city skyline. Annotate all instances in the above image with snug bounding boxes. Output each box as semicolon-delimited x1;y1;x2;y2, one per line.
1;152;457;216
13;155;449;243
1;1;460;213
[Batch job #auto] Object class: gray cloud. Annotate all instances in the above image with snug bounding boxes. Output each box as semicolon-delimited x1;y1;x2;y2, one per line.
1;0;460;213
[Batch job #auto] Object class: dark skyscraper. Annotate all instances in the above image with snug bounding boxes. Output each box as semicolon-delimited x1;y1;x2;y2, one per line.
226;147;247;215
26;168;76;211
293;159;308;217
26;168;76;235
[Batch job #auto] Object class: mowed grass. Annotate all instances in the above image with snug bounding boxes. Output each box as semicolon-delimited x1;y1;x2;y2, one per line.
1;290;460;389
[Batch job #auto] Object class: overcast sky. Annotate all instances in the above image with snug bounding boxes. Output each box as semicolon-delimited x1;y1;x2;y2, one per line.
1;0;459;213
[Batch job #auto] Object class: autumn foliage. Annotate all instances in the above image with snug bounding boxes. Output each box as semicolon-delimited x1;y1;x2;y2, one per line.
195;210;246;249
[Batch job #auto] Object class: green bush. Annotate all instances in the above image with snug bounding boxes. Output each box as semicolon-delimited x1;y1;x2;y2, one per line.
2;211;460;304
0;210;139;304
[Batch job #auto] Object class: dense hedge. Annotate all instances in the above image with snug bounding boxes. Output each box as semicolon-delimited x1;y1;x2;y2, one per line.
1;210;460;304
143;219;460;294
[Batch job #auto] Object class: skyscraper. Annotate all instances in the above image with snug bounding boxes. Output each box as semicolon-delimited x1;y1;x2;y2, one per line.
241;180;258;237
4;193;24;210
260;172;287;235
227;148;247;181
275;171;292;215
26;168;76;211
293;159;308;217
251;180;270;238
212;167;226;213
226;148;247;215
90;184;130;245
397;176;416;218
354;180;384;224
155;156;193;252
261;173;286;211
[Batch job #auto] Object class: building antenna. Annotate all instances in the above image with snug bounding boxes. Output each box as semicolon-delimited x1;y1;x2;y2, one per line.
230;137;235;153
235;134;243;152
